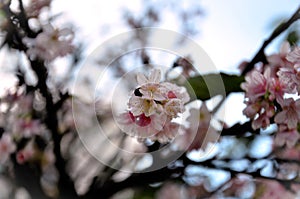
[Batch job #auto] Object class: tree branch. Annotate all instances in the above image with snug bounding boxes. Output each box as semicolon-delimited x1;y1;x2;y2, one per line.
242;5;300;75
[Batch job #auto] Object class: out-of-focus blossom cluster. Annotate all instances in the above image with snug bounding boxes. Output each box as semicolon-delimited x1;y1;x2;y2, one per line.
25;0;51;18
23;24;74;61
241;43;300;148
0;88;48;165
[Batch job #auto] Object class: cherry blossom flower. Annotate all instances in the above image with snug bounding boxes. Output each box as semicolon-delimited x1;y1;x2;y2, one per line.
277;67;300;94
154;121;182;143
176;103;219;151
277;45;300;94
241;68;278;130
162;82;190;103
13;118;44;138
274;125;300;148
267;42;292;75
286;46;300;68
137;69;161;85
23;24;74;61
241;69;268;103
16;145;35;164
128;95;161;117
117;111;167;139
0;133;16;164
117;69;190;142
155;183;188;199
255;179;296;199
25;0;51;18
275;98;300;129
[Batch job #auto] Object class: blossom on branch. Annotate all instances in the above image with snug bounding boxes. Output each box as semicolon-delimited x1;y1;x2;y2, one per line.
0;133;16;164
117;69;190;142
25;0;51;18
23;24;74;61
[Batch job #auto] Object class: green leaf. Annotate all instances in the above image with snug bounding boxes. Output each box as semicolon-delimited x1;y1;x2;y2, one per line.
286;30;299;45
184;73;245;101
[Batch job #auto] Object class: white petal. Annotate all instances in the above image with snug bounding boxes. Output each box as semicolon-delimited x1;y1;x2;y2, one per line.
149;69;161;83
137;73;148;85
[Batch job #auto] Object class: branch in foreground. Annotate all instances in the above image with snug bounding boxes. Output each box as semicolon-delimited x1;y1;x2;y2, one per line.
84;153;300;199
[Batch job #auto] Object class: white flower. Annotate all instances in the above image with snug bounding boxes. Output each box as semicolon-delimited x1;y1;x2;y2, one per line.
23;24;74;61
164;98;184;118
128;95;162;117
117;68;190;142
0;133;16;164
162;82;190;103
137;69;161;85
25;0;51;18
117;112;167;139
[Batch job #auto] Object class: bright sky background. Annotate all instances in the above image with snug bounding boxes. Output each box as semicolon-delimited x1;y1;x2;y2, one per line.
51;0;299;72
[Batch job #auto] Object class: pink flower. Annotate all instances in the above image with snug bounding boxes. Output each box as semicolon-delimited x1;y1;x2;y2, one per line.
117;112;167;139
277;67;300;94
241;68;280;130
0;133;16;164
16;142;35;164
275;98;300;129
155;183;187;199
286;46;300;68
274;126;300;148
162;82;190;103
241;70;268;102
154;122;182;143
118;69;190;142
256;179;296;199
13;118;44;138
25;0;51;18
163;98;184;118
267;42;292;73
176;103;219;151
23;24;74;61
276;44;300;94
243;100;275;130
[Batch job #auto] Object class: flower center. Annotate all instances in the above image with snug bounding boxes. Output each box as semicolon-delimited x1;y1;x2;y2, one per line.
167;91;177;99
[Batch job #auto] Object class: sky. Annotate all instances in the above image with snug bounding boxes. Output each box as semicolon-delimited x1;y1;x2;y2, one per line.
51;0;300;72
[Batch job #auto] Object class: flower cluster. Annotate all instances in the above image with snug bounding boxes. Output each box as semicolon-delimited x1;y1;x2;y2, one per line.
242;43;300;147
0;89;49;165
25;0;51;18
23;24;74;61
118;69;190;142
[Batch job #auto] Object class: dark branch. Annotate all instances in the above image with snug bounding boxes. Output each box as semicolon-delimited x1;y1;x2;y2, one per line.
242;5;300;75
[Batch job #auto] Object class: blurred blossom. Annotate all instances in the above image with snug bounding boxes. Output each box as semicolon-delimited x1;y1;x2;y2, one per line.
221;174;255;198
274;127;300;148
176;103;219;151
0;133;16;164
275;98;300;130
25;0;51;18
16;141;36;164
155;182;188;199
23;24;74;61
255;179;296;199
